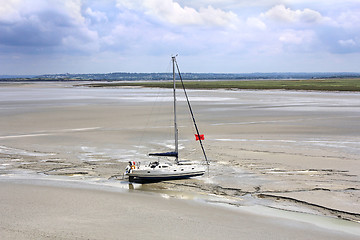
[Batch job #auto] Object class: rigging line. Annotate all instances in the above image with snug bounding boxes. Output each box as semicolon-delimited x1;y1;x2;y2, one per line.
136;87;159;150
137;83;170;152
140;58;174;151
174;57;209;167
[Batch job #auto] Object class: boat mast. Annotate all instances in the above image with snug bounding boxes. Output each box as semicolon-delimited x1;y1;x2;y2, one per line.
173;57;209;167
172;56;179;163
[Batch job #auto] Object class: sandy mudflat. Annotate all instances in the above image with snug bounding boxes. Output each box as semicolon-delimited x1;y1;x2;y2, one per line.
1;182;359;240
0;82;360;238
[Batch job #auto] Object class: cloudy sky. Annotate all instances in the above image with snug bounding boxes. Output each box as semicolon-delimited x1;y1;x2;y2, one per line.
1;0;359;74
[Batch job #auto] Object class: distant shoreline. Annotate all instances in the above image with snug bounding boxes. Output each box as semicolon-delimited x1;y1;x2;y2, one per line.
83;78;360;92
1;78;360;92
2;71;360;81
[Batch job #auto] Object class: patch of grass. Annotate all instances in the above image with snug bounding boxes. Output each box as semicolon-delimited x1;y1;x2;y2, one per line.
85;78;360;92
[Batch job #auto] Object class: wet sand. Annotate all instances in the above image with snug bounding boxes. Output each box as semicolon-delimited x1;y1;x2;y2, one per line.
1;182;359;240
1;82;360;238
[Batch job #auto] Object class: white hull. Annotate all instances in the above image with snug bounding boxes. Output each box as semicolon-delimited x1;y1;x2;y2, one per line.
127;164;205;182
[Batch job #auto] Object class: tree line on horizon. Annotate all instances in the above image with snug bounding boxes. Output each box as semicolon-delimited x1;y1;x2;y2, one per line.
1;72;360;81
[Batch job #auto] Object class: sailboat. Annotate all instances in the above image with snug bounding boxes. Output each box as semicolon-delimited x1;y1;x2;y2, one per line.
125;56;209;182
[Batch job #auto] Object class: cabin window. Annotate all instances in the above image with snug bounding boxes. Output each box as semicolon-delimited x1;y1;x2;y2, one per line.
147;171;150;173
174;170;176;171
181;169;184;171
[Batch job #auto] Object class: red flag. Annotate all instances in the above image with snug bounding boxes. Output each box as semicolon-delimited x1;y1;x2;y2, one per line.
195;134;204;141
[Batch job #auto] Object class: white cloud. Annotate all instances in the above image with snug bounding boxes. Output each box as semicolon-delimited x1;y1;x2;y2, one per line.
336;10;360;29
339;39;356;47
0;0;22;23
85;8;108;23
2;0;360;74
0;0;99;54
246;17;266;30
263;4;323;24
61;0;84;23
116;0;239;28
279;30;316;45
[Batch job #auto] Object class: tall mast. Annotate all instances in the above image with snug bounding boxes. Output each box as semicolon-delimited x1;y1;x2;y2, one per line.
172;56;179;163
174;57;209;167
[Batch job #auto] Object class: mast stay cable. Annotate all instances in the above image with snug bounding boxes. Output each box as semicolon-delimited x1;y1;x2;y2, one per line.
173;57;210;168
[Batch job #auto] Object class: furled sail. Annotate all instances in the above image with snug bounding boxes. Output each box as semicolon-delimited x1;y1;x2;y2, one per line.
149;151;178;157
